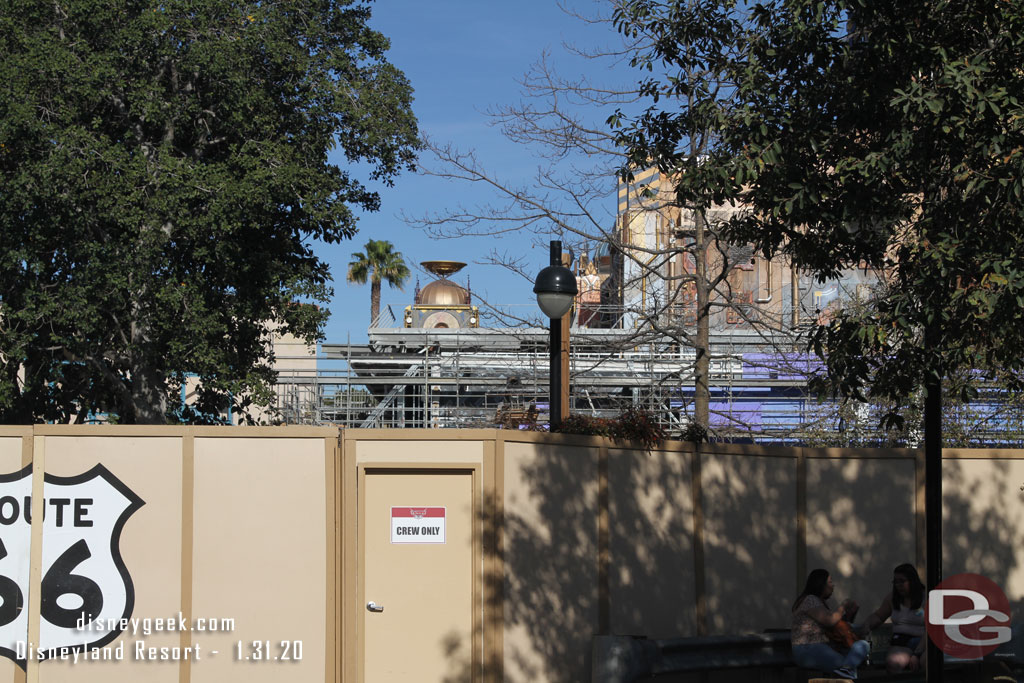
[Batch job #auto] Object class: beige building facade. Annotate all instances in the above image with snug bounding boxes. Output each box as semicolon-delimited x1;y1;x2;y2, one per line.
603;166;883;333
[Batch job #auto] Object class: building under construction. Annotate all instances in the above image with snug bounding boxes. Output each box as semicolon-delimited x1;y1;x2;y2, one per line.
270;164;1024;444
268;259;1024;445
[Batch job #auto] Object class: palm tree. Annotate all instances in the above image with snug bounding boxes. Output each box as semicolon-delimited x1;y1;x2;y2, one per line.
346;240;410;325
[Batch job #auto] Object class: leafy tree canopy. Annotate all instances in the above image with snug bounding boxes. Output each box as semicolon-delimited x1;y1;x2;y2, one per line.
613;0;1024;428
0;0;419;423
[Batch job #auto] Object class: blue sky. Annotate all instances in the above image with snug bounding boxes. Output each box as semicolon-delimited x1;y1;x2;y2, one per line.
319;1;623;343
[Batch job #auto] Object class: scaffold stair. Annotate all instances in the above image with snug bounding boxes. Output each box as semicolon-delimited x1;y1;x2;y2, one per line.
359;364;421;428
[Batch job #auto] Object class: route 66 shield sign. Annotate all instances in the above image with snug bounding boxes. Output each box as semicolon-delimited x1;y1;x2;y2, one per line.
0;464;144;665
0;466;31;665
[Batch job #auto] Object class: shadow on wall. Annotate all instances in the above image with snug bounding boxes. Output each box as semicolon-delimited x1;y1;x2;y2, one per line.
466;442;1024;683
606;447;697;639
501;443;600;683
498;442;703;681
804;455;917;620
440;627;473;683
943;457;1024;620
700;450;799;633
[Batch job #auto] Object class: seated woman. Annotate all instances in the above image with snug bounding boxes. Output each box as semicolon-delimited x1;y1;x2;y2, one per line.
858;563;927;673
792;568;870;680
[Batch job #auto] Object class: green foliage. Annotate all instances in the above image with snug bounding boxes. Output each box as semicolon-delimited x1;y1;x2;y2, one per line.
0;0;419;423
555;407;667;450
555;414;615;438
346;239;410;324
800;374;1024;449
680;421;708;444
612;0;1024;428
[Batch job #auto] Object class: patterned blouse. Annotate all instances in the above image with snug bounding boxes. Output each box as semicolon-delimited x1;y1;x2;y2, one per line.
792;595;830;646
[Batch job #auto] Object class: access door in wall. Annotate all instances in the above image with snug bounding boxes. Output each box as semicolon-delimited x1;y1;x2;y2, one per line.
359;467;478;682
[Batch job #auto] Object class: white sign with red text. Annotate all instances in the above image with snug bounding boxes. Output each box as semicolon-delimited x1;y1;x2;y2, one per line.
390;507;446;544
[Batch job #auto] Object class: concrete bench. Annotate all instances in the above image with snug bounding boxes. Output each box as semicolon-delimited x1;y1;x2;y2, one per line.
593;632;796;682
593;627;1024;682
592;631;918;682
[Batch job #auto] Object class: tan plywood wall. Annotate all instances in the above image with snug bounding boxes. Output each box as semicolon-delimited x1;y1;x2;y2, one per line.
501;441;598;683
943;452;1024;623
0;432;28;683
805;451;917;621
354;437;484;465
191;437;328;683
0;436;25;466
700;449;798;633
607;446;696;638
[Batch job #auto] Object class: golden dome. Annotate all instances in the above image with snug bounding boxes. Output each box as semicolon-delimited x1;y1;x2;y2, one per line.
419;279;469;306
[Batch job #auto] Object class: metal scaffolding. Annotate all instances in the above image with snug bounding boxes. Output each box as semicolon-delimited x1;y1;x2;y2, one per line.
268;318;1024;447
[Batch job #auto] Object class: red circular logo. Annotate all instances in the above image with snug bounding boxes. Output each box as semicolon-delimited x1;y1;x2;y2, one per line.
926;573;1011;659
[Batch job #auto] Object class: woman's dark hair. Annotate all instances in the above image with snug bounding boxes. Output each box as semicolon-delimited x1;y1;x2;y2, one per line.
892;563;925;610
793;568;830;612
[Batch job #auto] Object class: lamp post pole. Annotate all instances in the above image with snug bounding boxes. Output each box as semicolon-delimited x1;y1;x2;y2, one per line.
560;284;571;424
549;242;564;429
534;240;577;431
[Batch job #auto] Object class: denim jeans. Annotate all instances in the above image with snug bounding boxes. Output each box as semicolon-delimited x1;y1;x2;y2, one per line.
792;640;870;675
890;635;921;651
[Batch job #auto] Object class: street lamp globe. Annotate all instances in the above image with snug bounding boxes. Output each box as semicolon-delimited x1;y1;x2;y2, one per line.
533;264;577;319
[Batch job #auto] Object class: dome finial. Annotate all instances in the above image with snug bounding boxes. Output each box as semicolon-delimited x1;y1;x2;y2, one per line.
421;261;466;278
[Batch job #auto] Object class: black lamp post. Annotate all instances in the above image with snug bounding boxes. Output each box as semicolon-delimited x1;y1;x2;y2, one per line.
533;240;577;430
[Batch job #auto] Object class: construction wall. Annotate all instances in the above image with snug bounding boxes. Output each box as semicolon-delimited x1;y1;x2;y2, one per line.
486;437;921;681
409;432;1019;683
1;427;1022;683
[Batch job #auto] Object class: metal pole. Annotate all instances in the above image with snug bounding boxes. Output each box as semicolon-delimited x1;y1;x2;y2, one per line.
925;364;943;681
346;332;352;426
456;332;461;424
550;241;562;430
560;285;571;422
424;330;429;429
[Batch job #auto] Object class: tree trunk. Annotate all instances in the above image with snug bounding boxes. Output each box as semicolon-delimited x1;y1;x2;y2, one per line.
129;318;167;424
370;280;382;326
129;365;167;424
694;209;710;430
